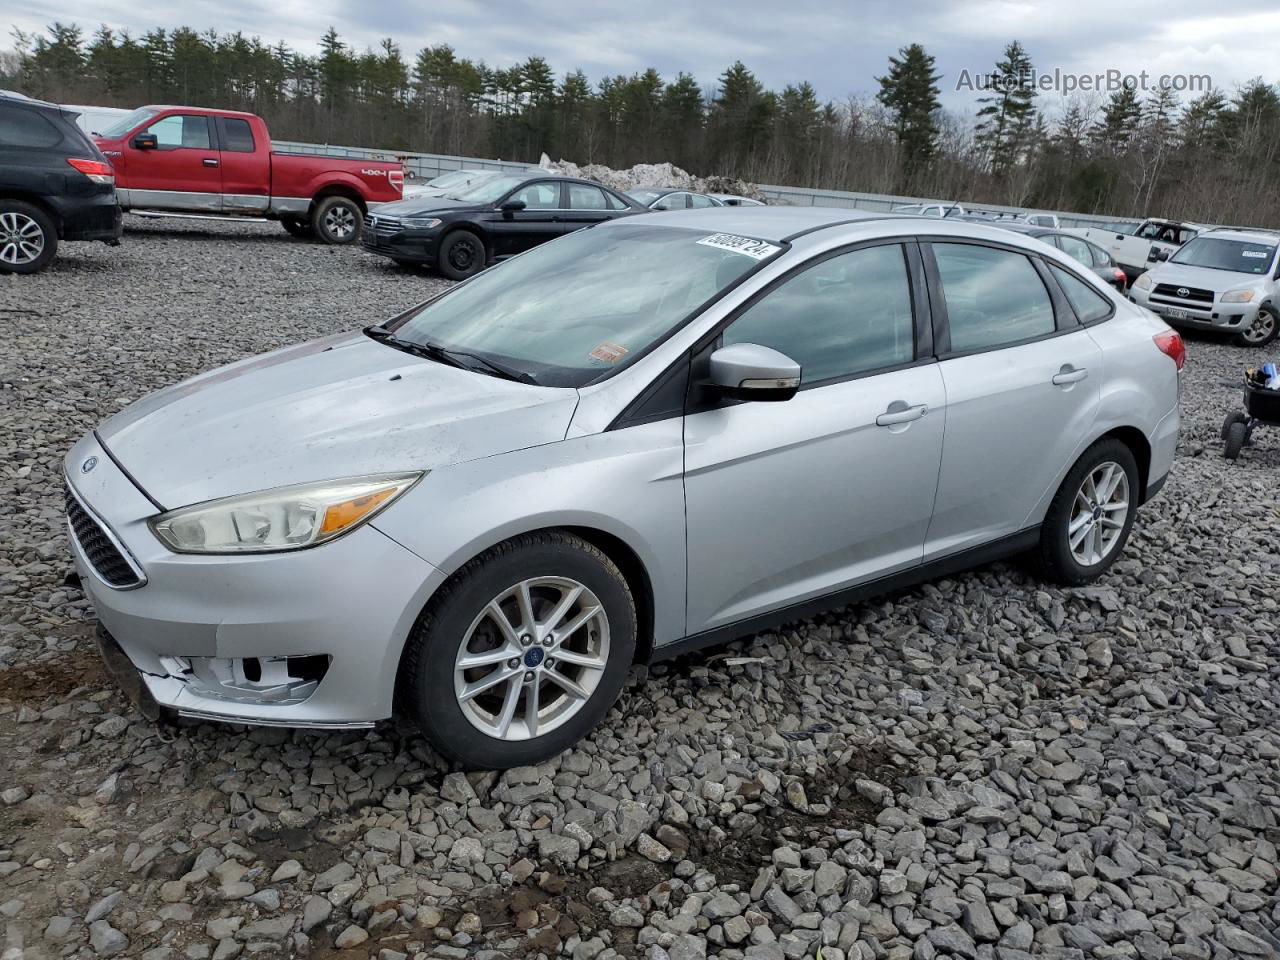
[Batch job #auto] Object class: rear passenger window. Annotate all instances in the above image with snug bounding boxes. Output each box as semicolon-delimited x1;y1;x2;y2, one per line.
690;194;718;208
0;104;62;148
1052;266;1113;324
723;243;915;385
932;243;1055;352
567;184;608;210
221;118;255;153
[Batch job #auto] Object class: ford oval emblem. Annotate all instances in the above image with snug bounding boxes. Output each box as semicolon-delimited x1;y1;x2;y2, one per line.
1177;287;1190;298
81;456;98;474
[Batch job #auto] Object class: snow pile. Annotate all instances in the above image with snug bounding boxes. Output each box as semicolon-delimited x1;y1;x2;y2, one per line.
537;154;767;202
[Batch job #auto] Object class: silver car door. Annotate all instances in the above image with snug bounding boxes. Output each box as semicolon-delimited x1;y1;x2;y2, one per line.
923;241;1103;560
683;241;946;634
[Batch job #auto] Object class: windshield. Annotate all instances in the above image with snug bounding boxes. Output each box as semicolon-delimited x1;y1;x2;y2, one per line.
450;174;527;204
426;170;473;188
1170;237;1278;274
97;107;158;139
384;225;782;387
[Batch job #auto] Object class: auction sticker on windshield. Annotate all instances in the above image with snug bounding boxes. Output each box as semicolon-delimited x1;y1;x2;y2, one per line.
696;233;781;260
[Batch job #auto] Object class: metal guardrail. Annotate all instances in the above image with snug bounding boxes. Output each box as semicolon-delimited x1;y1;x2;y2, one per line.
277;138;1141;230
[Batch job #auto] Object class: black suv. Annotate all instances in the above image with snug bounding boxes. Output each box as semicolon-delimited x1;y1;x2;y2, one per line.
0;92;122;274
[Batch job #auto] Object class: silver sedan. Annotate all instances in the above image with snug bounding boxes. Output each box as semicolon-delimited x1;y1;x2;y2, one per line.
66;209;1182;768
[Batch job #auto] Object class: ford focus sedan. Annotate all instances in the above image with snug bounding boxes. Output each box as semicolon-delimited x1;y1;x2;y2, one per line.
67;209;1182;769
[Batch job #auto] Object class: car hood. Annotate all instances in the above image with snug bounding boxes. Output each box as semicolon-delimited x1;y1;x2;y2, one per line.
97;332;579;509
1149;263;1259;294
373;196;478;217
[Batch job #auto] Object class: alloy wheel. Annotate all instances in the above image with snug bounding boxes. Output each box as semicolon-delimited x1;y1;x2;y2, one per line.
453;576;610;741
1242;308;1277;345
1068;461;1130;566
0;212;45;266
323;206;357;240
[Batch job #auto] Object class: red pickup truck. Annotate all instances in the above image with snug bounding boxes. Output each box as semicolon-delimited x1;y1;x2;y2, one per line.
93;106;403;243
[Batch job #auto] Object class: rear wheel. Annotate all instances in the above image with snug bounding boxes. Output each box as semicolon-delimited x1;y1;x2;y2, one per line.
311;196;362;245
1235;306;1279;347
0;201;57;274
401;532;636;769
281;216;313;239
1037;438;1139;585
437;230;485;280
1224;421;1247;460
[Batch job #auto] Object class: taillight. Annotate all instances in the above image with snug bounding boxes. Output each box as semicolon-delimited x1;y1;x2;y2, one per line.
389;168;404;194
1113;268;1127;285
1154;330;1185;371
66;157;114;185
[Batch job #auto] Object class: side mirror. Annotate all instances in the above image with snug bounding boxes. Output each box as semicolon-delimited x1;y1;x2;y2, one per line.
707;342;801;402
131;133;158;150
499;199;526;216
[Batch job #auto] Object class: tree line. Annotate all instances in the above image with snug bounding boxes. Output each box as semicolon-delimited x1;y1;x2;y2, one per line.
6;22;1280;226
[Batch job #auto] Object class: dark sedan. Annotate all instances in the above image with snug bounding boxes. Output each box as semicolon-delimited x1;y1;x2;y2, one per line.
962;218;1129;291
362;174;645;279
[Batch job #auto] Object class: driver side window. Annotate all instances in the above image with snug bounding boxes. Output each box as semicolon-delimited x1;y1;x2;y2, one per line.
722;244;916;385
144;115;211;150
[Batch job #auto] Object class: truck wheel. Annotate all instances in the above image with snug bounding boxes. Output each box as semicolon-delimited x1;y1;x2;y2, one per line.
400;531;637;769
1234;306;1279;348
281;216;313;239
438;230;486;280
0;201;57;274
311;197;362;245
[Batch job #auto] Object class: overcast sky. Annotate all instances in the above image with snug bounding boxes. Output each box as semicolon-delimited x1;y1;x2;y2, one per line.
7;0;1276;115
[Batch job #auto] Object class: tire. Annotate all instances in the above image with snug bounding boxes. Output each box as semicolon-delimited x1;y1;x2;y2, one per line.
280;216;312;239
1222;411;1249;442
1224;421;1247;460
401;531;637;769
0;201;57;274
310;196;362;245
1234;306;1279;348
437;230;486;280
1037;438;1140;586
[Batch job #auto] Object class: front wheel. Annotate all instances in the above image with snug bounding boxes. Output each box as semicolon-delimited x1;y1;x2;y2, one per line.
0;201;57;274
1235;306;1279;348
1037;438;1139;586
437;230;486;280
401;532;636;769
311;196;362;245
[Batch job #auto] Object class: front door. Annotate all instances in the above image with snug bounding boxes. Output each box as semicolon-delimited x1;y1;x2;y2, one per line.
120;113;222;211
683;242;946;634
491;180;563;257
922;240;1103;559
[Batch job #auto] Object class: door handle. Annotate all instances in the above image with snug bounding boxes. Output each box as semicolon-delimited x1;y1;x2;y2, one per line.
1052;366;1088;386
876;403;928;427
203;158;219;167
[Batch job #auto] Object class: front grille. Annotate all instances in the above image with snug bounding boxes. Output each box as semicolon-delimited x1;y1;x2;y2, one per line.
1153;283;1214;303
365;215;402;240
65;485;142;588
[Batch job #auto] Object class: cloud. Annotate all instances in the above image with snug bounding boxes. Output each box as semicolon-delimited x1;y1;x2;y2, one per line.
4;0;1270;114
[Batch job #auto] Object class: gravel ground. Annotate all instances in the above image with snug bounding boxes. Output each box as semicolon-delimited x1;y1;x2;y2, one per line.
0;219;1277;960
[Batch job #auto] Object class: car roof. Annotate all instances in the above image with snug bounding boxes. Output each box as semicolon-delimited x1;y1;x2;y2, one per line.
0;90;62;111
1200;227;1280;245
141;104;260;120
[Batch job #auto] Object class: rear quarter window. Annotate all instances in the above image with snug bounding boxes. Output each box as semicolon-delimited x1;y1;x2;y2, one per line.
0;104;63;149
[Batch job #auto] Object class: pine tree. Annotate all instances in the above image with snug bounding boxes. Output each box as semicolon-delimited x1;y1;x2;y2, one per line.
1091;87;1141;154
876;43;941;186
974;40;1037;177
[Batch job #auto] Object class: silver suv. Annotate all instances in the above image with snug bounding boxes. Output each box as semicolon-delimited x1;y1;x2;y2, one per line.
1130;227;1280;346
66;209;1182;768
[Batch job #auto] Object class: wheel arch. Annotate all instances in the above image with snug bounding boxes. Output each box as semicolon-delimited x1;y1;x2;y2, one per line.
0;193;61;235
1098;425;1152;503
310;183;367;215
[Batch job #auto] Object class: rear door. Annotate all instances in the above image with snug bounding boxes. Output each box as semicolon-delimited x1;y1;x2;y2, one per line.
922;240;1102;560
683;241;946;633
557;182;617;234
215;116;269;214
122;113;221;210
491;179;563;257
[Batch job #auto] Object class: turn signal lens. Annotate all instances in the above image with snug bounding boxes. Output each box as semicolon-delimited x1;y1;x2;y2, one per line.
1153;330;1185;371
66;157;115;184
318;487;398;536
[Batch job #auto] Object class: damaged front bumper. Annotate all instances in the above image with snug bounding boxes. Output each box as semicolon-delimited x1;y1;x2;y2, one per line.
66;432;445;729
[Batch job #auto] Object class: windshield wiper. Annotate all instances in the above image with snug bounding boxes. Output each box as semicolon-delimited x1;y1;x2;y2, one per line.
364;325;537;384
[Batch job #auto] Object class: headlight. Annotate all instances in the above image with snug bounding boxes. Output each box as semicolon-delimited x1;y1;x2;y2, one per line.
1133;273;1153;290
149;473;422;554
1222;288;1258;303
399;218;442;230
